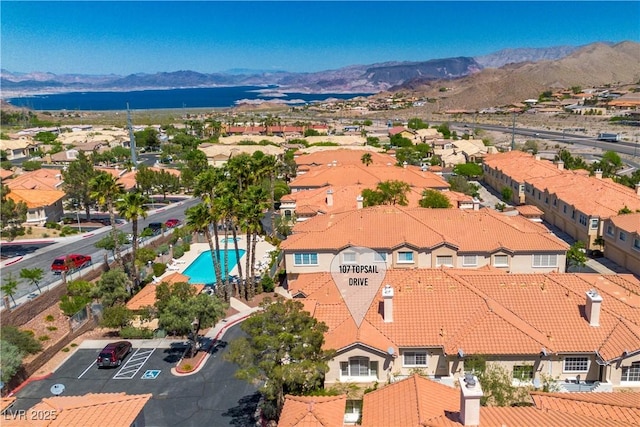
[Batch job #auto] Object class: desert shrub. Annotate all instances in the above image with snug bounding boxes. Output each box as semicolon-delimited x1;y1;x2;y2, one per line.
261;276;275;293
61;347;70;352
180;363;194;372
45;314;55;322
119;326;154;339
172;245;185;258
1;326;42;354
70;343;78;347
46;326;58;332
38;335;50;341
152;263;167;277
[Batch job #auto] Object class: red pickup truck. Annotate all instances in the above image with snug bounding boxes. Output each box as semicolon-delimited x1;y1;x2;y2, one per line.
51;254;92;273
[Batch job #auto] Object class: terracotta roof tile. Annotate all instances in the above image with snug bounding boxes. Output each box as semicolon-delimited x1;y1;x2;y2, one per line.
295;149;395;168
6;189;66;209
278;394;347;427
530;392;640;425
6;169;63;191
361;374;459;427
2;392;152;426
281;206;568;253
610;213;640;234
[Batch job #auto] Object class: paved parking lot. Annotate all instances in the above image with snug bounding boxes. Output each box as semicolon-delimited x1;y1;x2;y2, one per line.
10;324;260;427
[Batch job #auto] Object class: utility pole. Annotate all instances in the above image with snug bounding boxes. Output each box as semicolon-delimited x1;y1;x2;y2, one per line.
127;103;137;170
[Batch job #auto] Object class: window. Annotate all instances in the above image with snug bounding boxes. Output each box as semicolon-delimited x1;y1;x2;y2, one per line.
579;214;587;226
590;218;599;230
397;251;414;264
284;210;292;218
344;400;362;423
512;365;534;381
493;255;509;267
403;351;428;367
621;362;640;382
374;252;387;262
619;232;627;242
606;225;614;236
342;251;357;264
436;255;453;267
293;253;318;266
462;255;477;267
563;357;589;372
340;357;378;378
563;205;567;214
533;254;558;268
553;198;557;207
634;238;640;252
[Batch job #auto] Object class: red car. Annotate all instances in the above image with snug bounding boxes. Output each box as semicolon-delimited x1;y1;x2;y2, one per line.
96;341;132;368
165;218;181;228
51;254;92;274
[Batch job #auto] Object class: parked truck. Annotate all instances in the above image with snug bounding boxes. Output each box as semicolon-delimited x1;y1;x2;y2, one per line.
597;132;621;142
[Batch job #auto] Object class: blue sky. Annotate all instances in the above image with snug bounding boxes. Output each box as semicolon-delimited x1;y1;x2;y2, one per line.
2;1;638;75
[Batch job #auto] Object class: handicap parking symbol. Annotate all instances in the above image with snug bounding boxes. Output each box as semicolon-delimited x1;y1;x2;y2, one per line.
141;370;161;379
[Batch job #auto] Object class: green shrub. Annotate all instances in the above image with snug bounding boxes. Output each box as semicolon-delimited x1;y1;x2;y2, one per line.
172;245;185;258
180;363;194;372
43;233;50;238
59;295;91;317
46;326;58;332
61;347;70;352
119;326;154;339
0;326;42;354
45;314;55;322
156;244;169;255
261;276;275;293
153;263;166;277
38;335;50;341
70;343;78;347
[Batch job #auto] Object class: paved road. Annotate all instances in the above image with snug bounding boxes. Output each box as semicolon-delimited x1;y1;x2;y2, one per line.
8;323;260;427
0;197;200;302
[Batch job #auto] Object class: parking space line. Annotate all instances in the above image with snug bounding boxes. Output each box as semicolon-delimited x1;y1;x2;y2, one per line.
113;348;155;380
78;360;96;379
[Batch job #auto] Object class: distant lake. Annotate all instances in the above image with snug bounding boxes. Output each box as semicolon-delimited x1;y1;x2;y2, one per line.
6;86;373;111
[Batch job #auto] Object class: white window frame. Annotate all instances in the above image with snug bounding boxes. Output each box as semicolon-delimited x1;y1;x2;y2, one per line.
293;253;318;266
397;251;414;264
344;400;362;423
493;254;509;267
462;255;477;267
621;362;640;382
512;365;534;381
563;356;589;373
532;254;558;268
589;218;599;230
374;251;387;262
435;255;453;267
340;357;378;380
606;225;614;236
403;351;428;367
579;214;587;226
619;232;627;242
342;251;357;264
633;238;640;252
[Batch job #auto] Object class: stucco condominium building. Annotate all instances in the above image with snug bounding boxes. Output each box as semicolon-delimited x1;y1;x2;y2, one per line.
603;213;640;277
288;268;640;392
281;205;569;276
482;151;640;252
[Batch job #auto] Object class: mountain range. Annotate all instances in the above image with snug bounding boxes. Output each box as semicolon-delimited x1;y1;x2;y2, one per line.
2;41;639;109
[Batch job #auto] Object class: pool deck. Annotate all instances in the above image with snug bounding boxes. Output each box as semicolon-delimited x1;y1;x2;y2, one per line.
156;235;277;283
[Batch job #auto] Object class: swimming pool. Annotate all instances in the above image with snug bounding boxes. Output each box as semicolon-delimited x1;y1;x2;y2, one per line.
183;249;246;285
220;237;241;244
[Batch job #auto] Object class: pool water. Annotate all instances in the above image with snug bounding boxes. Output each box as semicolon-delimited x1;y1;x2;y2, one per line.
183;249;246;285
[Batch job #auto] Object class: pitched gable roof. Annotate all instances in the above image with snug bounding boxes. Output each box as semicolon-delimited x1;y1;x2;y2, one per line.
5;168;63;191
6;188;66;209
2;392;152;426
278;394;347;427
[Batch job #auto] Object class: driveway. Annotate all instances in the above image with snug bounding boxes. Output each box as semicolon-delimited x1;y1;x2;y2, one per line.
9;324;260;427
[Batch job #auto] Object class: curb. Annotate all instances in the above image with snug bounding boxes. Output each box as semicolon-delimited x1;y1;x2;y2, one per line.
2;256;24;267
171;311;257;377
8;373;52;397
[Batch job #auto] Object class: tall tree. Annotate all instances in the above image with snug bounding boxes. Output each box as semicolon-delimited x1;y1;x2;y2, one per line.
361;152;373;166
0;185;27;241
186;203;223;291
116;190;149;287
154;170;180;200
90;172;124;265
239;185;269;299
19;268;44;294
94;268;131;307
1;273;19;307
62;151;98;220
419;189;452;208
226;299;333;420
362;180;411;207
134;164;156;196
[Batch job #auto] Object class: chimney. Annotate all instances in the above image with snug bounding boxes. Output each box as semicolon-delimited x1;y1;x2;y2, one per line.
472;198;480;211
459;374;483;426
585;289;603;327
595;169;603;180
534;154;541;161
636;183;640;196
382;284;394;323
403;161;408;169
326;189;334;207
556;160;564;170
356;195;363;210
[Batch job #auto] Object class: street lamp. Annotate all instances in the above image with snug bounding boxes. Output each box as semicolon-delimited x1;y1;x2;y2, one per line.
74;203;82;233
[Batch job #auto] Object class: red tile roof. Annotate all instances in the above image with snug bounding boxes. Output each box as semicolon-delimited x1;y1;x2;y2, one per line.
289;269;640;359
294;149;395;168
278;394;347;427
6;188;66;209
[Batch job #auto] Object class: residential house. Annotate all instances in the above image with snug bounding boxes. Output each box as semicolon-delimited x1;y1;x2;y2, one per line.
0;169;14;181
278;394;349;427
198;143;284;168
281;206;569;276
5;188;65;225
0;136;38;160
5;168;65;191
294;149;394;170
287;268;640;391
2;392;152;427
482;151;640;251
289;163;450;193
603;213;640;277
279;185;475;222
388;126;416;141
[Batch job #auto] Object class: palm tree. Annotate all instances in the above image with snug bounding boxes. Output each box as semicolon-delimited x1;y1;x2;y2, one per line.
361;152;373;167
186;203;221;286
1;273;19;307
239;185;269;299
214;191;237;301
90;172;125;265
116;190;149;287
19;267;44;294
